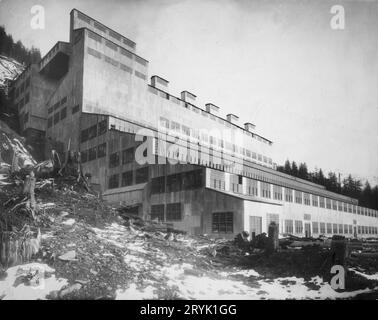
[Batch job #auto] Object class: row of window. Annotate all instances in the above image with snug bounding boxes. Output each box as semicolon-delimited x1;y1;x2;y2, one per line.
87;46;147;80
284;220;378;235
80;119;107;143
158;117;273;166
246;183;378;218
108;167;149;189
151;169;203;194
47;107;67;128
48;96;67;114
78;12;136;50
81;143;107;163
150;203;182;221
156;103;272;145
108;146;135;168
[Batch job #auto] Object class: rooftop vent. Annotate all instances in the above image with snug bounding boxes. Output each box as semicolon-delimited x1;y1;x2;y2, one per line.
151;75;169;91
205;103;220;115
244;122;256;132
181;90;196;103
226;113;239;124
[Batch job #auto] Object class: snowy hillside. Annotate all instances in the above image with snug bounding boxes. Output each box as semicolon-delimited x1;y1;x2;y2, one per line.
0;55;24;91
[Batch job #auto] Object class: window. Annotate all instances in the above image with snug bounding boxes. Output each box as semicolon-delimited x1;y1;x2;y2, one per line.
171;121;180;132
312;195;318;207
98;119;107;135
108;174;119;189
81;150;88;163
136;167;149;184
134;55;147;66
109;152;120;168
87;47;102;58
81;128;89;143
333;223;338;234
97;143;106;158
338;201;343;211
48;106;53;114
182;170;203;190
248;179;258;196
88;125;97;140
72;105;80;114
88;147;97;161
135;70;146;80
260;182;271;199
53;112;59;124
273;185;283;201
159;117;170;130
94;21;107;32
326;198;331;209
151;176;165;194
285;188;293;202
212;212;233;233
327;223;332;234
319;197;325;208
60;97;67;106
344;224;348;234
332;200;337;210
121;171;133;187
87;31;102;43
295;190;302;204
319;222;326;234
167;173;181;192
60;107;67;120
348;225;353;234
338;224;343;234
104;55;118;67
285;220;293;234
105;40;117;51
166;203;182;221
120;48;132;59
120;63;132;73
295;220;303;234
312;222;319;234
182;125;190;136
78;12;91;24
303;193;311;206
53;101;60;111
151;205;164;221
122;147;135;164
343;202;347;212
47;117;52;128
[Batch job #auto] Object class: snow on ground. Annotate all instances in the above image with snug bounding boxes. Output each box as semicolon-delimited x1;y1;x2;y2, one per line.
0;263;68;300
62;218;75;226
350;269;378;281
89;222;378;300
116;284;156;300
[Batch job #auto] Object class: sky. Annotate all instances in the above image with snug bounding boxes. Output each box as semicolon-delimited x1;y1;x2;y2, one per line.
1;0;377;184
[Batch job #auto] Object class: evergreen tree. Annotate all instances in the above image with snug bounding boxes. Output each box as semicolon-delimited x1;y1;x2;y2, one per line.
298;162;308;180
284;160;291;175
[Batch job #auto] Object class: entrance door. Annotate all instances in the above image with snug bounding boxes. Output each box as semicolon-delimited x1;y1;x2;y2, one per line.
249;216;262;239
304;223;311;238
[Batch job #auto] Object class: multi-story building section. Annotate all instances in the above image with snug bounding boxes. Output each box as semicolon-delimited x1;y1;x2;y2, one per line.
11;9;378;239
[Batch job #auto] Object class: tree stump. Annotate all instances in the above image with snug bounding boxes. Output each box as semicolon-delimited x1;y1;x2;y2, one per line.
0;229;41;268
